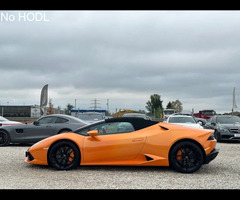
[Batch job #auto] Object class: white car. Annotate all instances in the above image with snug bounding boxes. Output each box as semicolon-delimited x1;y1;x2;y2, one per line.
166;115;203;129
0;116;22;126
77;112;104;124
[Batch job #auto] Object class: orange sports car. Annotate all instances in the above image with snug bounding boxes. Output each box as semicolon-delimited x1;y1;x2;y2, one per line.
25;117;219;173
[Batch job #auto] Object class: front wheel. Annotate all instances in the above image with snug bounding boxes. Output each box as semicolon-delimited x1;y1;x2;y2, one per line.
48;140;80;170
169;141;204;173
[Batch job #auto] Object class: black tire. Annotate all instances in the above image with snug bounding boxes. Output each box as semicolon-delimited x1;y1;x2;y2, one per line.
0;130;10;146
48;140;80;170
169;141;204;173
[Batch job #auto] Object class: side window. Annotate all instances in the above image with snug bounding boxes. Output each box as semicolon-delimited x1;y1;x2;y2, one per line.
75;122;105;136
75;127;90;136
116;122;135;133
55;117;68;123
75;122;135;136
38;116;57;124
90;122;135;136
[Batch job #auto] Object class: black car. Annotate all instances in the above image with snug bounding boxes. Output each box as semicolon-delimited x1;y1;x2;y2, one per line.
205;115;240;142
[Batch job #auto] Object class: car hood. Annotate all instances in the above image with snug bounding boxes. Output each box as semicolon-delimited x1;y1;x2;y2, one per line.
0;121;23;126
0;123;28;129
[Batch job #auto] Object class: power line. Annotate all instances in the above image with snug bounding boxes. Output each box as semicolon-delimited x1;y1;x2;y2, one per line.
90;99;101;110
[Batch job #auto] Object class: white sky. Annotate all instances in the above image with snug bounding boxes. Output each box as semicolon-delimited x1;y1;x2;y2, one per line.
1;10;240;113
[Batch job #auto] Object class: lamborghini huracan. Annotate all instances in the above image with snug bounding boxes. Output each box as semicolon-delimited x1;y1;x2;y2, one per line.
25;117;219;173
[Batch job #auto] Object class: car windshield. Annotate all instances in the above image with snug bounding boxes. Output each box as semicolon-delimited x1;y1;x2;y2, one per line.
78;114;103;121
217;116;240;124
169;117;196;123
202;110;216;115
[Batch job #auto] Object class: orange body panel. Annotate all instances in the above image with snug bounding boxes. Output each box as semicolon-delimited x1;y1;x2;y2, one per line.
25;122;217;167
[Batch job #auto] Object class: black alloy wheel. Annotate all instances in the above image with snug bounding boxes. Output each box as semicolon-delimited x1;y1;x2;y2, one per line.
169;141;204;173
0;130;10;146
48;140;80;170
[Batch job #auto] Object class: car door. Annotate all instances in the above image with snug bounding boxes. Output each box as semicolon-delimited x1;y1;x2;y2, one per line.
83;121;146;163
23;116;57;142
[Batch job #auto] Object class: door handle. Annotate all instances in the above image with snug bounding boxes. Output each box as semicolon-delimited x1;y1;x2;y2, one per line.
132;138;144;142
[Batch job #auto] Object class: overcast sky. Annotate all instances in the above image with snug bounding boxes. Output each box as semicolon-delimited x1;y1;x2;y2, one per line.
1;10;240;114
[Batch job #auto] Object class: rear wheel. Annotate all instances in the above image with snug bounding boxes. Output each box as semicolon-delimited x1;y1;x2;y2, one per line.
169;141;204;173
0;130;10;146
48;140;80;170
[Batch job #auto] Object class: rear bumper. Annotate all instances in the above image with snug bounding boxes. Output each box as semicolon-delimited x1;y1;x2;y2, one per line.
205;148;219;164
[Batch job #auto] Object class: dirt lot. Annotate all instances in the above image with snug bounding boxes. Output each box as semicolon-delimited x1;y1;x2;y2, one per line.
0;142;239;189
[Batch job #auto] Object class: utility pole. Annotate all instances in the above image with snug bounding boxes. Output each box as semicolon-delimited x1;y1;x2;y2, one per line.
232;87;237;116
106;99;109;116
75;99;77;109
106;99;109;110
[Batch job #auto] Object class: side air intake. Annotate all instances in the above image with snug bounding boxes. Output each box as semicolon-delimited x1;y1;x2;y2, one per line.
159;125;169;130
145;155;154;161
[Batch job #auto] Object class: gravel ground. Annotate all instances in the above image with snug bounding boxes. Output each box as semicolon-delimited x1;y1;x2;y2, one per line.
0;142;239;189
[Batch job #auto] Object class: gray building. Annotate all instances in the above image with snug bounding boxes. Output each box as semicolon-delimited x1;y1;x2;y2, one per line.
0;105;41;118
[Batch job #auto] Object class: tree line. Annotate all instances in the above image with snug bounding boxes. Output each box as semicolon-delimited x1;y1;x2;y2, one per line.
64;93;183;119
145;94;183;118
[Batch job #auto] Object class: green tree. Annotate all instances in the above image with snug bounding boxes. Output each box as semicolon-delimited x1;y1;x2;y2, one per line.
166;101;173;109
171;99;183;113
146;94;163;118
65;103;74;115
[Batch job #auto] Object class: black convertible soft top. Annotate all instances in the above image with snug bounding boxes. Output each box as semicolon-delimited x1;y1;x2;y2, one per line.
105;117;159;131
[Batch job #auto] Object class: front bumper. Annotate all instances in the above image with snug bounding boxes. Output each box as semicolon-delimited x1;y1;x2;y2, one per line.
220;134;240;141
205;148;219;164
24;147;49;165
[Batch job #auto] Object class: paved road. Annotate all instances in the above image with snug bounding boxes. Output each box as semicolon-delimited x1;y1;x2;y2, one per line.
0;142;239;189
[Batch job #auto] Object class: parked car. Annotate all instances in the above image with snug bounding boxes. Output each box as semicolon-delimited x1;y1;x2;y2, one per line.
25;117;218;173
0;114;88;146
205;115;240;142
77;112;104;124
163;109;175;121
166;115;203;129
193;110;216;120
0;116;22;126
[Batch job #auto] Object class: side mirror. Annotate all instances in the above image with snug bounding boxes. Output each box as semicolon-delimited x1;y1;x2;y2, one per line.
198;121;203;126
33;121;40;126
87;130;98;137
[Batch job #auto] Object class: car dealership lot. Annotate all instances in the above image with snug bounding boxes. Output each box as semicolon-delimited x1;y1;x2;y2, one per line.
0;142;239;189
